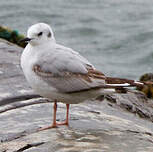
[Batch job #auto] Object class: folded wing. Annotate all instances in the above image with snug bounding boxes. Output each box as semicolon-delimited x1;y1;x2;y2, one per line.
33;45;106;93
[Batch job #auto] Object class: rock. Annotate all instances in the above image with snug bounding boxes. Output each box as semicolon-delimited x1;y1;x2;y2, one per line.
0;39;153;152
137;73;153;98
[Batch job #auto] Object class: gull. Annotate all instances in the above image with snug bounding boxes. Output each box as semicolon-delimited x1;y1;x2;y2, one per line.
20;23;145;130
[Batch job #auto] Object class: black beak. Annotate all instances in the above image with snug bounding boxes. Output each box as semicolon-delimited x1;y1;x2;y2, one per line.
19;37;32;43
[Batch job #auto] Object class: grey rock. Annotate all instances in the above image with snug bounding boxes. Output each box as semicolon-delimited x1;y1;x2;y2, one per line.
0;39;153;152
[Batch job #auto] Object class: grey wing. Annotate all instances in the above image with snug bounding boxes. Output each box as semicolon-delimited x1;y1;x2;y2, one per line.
33;45;105;93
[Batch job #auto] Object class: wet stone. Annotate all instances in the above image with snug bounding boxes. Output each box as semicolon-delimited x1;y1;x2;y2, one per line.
0;39;153;152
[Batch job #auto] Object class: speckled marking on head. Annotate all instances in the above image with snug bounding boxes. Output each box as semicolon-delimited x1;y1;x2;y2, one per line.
26;23;55;45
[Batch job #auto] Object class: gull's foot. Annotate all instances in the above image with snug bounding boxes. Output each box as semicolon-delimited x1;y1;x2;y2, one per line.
57;121;69;126
37;121;68;131
37;124;58;131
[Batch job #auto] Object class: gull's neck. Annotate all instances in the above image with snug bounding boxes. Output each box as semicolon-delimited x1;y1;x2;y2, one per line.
29;38;56;48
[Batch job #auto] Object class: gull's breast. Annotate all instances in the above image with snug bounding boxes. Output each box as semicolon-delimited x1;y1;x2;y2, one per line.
20;46;58;98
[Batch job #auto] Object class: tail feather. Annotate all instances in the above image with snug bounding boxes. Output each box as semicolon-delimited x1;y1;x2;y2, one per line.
106;83;131;87
105;77;153;88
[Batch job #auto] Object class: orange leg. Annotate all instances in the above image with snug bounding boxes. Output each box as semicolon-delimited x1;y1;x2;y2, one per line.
38;102;70;131
57;104;69;126
38;101;58;131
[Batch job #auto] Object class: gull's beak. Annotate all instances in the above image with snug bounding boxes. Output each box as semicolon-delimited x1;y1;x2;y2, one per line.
19;37;32;43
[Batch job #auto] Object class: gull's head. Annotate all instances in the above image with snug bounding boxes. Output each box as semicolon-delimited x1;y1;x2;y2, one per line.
21;23;55;46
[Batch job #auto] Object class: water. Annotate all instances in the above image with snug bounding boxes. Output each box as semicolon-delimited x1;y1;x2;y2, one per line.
0;0;153;79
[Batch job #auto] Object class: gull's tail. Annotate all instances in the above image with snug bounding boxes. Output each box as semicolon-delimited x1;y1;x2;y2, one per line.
94;77;153;95
104;77;153;88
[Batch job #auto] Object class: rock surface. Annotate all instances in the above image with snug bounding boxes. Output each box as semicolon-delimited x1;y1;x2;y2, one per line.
0;38;153;152
137;73;153;98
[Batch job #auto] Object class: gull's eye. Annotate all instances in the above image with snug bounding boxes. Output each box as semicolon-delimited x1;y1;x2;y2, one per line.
38;32;43;36
48;32;51;37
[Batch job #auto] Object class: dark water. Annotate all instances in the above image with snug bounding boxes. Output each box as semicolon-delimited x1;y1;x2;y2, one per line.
0;0;153;79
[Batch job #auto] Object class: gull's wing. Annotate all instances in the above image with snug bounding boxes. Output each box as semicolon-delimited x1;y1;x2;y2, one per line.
33;45;106;93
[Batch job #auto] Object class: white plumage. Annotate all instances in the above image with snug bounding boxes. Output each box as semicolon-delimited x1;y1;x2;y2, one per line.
21;23;114;105
20;23;138;129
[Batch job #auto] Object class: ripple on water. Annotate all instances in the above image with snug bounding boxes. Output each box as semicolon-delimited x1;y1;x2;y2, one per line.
68;27;100;37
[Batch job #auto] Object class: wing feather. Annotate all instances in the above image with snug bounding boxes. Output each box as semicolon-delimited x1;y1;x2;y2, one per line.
33;64;106;92
32;44;106;93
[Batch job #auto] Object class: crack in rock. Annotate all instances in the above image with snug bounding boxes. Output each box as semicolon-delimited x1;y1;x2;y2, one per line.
13;142;45;152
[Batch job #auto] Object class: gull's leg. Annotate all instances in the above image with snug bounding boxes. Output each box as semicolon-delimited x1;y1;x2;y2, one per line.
57;104;70;126
38;103;70;131
66;104;70;125
38;101;58;131
51;101;58;127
